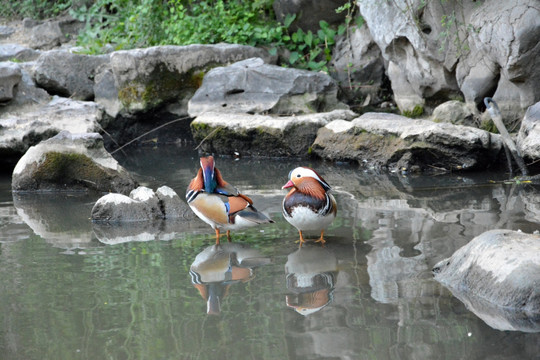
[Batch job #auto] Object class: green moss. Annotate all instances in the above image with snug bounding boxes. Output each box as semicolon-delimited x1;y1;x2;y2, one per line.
34;152;109;186
402;105;424;118
307;146;313;155
480;119;498;133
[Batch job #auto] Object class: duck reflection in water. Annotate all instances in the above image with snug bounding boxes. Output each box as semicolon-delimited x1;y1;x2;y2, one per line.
285;244;339;315
189;243;271;315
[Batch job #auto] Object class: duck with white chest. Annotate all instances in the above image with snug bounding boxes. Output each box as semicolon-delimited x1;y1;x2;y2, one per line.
282;167;337;246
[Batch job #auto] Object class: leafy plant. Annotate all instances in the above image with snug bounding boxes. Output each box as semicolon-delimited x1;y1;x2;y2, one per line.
0;0;71;19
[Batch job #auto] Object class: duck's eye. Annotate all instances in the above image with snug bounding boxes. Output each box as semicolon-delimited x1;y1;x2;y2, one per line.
296;174;301;178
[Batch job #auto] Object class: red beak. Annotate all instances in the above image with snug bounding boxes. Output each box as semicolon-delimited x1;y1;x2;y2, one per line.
282;180;294;189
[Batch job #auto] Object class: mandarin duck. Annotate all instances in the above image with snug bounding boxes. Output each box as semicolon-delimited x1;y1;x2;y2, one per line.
282;166;337;246
186;156;274;244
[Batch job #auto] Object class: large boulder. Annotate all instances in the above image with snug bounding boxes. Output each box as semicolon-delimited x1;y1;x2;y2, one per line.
188;58;347;117
0;96;106;163
11;131;137;194
95;44;275;117
357;0;540;121
27;17;82;50
33;50;110;100
432;229;540;323
191;109;356;157
312;112;503;172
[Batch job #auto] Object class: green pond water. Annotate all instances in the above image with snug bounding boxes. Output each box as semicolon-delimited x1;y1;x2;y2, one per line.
0;145;538;360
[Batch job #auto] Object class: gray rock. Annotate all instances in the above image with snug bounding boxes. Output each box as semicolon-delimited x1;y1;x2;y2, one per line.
191;109;357;157
431;100;475;126
312;112;503;172
0;25;15;39
29;21;64;50
11;131;137;194
96;44;275;117
0;44;40;62
0;97;105;159
433;229;540;314
517;101;540;161
156;185;194;219
357;0;540;119
0;62;22;103
0;62;51;113
91;193;154;223
91;185;193;223
129;186;163;220
33;50;110;100
188;58;346;117
330;25;386;104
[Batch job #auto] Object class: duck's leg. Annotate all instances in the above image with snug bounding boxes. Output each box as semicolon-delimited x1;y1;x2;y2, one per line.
215;228;221;245
298;230;306;247
315;230;326;246
226;230;231;242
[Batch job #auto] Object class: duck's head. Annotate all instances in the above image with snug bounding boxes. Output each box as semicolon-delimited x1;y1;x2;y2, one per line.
200;156;217;193
282;166;331;192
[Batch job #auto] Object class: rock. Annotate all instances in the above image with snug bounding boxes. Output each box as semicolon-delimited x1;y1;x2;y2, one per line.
0;44;40;62
96;44;275;117
357;0;540;119
28;17;82;50
273;0;348;33
0;25;15;39
0;62;51;113
312;112;503;172
91;185;194;223
33;50;110;100
11;131;137;194
188;58;346;117
517;101;540;163
156;185;194;219
431;100;475;126
129;186;163;220
432;229;540;314
0;97;105;162
0;62;22;104
191;109;357;157
91;193;154;223
28;21;64;50
330;25;385;104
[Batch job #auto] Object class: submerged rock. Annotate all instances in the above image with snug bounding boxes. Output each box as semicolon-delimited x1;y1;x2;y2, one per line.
433;229;540;316
91;185;193;223
11;131;137;194
312;112;503;172
191;109;356;157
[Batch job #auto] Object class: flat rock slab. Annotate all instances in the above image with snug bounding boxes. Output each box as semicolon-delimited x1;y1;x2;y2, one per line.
312;112;503;172
433;229;540;315
191;109;357;157
11;131;137;194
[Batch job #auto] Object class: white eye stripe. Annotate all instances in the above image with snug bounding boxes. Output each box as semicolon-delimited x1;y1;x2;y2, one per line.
290;167;319;180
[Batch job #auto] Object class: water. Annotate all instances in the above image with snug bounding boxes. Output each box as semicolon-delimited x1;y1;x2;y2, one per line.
0;145;538;360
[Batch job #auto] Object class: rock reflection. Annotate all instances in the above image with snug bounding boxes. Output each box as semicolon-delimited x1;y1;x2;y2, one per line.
443;285;540;333
12;193;98;250
189;243;270;315
285;244;339;315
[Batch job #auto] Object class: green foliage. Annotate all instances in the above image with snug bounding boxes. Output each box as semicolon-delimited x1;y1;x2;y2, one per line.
0;0;71;19
402;105;424;118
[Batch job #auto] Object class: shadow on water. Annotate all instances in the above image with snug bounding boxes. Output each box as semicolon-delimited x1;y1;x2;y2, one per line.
0;145;539;359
